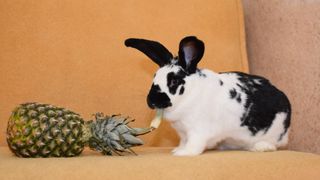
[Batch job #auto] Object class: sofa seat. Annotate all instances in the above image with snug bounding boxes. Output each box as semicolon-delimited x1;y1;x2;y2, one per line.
1;146;319;180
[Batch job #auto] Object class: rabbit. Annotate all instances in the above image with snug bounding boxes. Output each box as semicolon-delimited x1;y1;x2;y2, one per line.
125;36;291;156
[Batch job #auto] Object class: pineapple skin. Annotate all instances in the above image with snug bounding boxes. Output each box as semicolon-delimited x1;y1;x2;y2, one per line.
6;103;152;157
6;103;85;157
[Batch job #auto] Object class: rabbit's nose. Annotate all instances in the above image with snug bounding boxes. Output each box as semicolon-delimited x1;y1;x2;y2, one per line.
147;97;156;109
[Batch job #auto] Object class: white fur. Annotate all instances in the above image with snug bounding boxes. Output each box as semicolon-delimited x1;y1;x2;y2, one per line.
153;65;289;156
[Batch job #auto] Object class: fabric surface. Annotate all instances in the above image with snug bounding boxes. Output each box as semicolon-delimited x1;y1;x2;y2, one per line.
1;147;320;180
242;0;320;154
0;0;248;147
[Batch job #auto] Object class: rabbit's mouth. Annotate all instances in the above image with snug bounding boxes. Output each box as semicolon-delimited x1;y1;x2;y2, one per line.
147;84;172;109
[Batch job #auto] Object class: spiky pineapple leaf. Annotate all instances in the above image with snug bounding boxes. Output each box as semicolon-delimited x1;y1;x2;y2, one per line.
88;113;152;156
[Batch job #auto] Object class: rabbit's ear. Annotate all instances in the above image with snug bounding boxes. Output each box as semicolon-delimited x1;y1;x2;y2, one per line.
125;38;173;67
178;36;205;74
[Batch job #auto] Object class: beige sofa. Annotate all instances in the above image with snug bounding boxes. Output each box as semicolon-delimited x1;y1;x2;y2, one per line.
0;0;319;179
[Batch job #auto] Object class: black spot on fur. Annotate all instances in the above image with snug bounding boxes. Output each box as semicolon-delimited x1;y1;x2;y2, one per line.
167;70;186;95
279;111;291;141
197;70;207;77
147;84;172;109
179;86;185;95
236;95;242;103
220;80;224;86
229;88;237;99
222;72;291;137
229;88;242;103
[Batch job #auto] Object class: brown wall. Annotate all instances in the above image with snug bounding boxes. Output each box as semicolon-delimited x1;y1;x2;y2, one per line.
243;0;320;153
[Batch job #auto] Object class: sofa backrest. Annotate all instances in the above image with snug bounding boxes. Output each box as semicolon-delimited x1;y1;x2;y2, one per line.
0;0;248;146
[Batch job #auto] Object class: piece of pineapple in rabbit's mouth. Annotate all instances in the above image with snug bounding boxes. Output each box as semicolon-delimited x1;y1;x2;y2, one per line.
150;109;164;130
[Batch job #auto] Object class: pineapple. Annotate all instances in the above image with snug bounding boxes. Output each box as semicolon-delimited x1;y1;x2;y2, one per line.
6;103;152;157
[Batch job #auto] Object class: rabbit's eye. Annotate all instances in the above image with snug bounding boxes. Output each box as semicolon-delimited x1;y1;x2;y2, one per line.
171;79;178;85
167;71;186;95
169;79;181;88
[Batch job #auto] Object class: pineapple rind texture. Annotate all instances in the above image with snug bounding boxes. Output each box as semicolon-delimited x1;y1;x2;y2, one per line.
6;103;85;157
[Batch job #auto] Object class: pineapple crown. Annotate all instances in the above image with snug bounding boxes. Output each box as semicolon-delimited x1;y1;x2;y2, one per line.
86;113;152;156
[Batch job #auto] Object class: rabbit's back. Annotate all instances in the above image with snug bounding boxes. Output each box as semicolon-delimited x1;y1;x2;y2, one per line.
218;71;291;144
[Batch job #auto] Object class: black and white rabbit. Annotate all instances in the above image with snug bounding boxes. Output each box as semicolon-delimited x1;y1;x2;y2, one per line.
125;36;291;156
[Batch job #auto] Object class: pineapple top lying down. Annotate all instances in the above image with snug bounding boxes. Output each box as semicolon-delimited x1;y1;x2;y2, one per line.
6;103;153;157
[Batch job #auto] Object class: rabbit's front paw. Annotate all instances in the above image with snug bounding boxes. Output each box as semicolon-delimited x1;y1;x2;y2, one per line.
172;147;182;153
173;148;202;156
172;140;187;153
173;135;207;156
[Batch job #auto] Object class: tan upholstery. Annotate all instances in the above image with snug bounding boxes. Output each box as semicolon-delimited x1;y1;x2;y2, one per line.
1;0;319;179
1;147;320;180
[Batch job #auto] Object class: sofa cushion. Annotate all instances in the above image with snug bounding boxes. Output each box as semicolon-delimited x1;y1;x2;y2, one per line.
1;147;319;179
